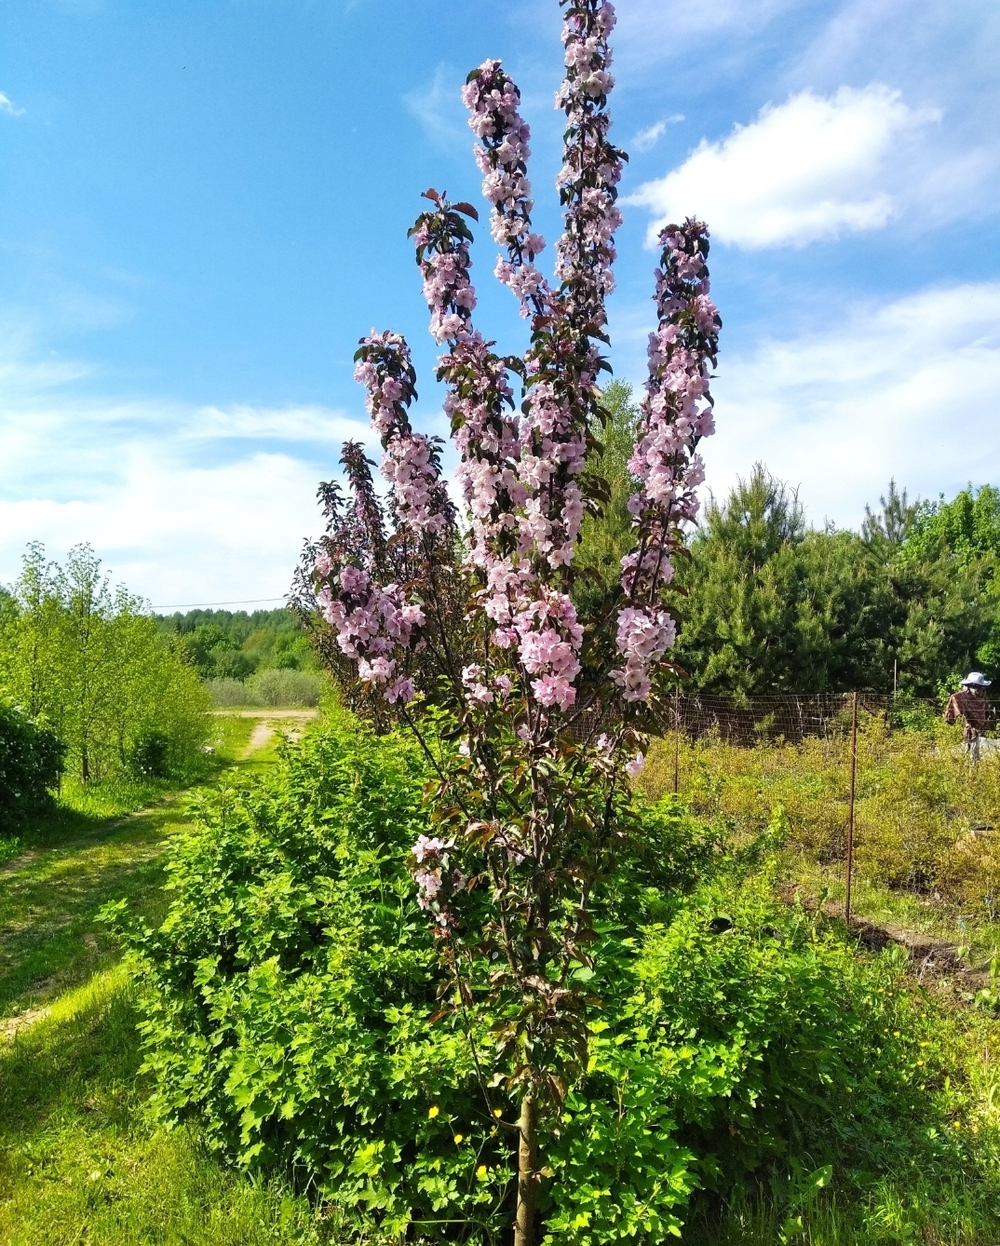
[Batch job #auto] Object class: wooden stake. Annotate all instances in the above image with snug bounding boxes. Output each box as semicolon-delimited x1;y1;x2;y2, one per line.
845;691;859;926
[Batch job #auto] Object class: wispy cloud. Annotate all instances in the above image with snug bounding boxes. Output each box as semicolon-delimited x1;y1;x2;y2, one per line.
612;0;803;70
0;92;26;118
627;85;939;248
403;63;468;148
187;404;369;444
0;331;373;602
629;116;684;154
703;282;1000;525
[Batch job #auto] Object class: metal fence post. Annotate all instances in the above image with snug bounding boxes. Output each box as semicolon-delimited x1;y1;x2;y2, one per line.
845;690;859;926
672;686;681;795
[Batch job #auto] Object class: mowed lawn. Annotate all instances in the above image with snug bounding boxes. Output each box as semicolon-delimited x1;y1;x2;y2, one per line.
0;712;335;1246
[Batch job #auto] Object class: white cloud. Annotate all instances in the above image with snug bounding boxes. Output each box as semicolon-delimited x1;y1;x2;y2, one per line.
629;116;684;154
187;404;369;444
0;353;373;604
0;451;324;609
0;92;25;117
403;64;467;147
627;84;940;248
702;282;1000;526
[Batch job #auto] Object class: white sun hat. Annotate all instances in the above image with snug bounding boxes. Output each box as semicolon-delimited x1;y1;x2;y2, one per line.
961;671;992;687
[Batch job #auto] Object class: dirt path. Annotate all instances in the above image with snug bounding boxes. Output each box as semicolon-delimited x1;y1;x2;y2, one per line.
786;886;993;999
211;708;319;719
237;710;319;759
851;916;991;994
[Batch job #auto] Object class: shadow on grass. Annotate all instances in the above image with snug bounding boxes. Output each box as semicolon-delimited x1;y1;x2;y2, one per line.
0;797;191;1017
0;974;337;1246
0;717;281;1020
0;974;141;1139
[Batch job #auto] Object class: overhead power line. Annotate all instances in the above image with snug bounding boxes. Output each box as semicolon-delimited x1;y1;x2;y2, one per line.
149;596;287;611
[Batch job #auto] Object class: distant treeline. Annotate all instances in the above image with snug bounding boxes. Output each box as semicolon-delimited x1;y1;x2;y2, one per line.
154;607;317;681
578;383;1000;699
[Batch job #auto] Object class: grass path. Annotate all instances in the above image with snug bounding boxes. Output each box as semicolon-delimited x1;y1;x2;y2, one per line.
0;796;189;1028
0;711;331;1246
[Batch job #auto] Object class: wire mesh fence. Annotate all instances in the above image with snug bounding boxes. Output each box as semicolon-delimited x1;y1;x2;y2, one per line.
663;690;999;746
650;690;1000;926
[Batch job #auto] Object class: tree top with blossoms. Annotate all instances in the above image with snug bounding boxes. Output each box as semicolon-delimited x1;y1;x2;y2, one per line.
302;0;719;742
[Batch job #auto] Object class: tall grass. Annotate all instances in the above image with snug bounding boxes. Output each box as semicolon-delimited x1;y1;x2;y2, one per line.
642;715;1000;923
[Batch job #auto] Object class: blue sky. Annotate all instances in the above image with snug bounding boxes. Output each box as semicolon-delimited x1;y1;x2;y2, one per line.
1;0;998;606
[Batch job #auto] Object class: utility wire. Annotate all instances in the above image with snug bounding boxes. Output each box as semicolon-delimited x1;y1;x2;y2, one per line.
149;596;287;611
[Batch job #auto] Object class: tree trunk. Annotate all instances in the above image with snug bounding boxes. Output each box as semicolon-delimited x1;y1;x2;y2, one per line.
514;1090;538;1246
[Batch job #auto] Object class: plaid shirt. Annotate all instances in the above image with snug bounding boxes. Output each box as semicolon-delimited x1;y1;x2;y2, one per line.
944;689;990;735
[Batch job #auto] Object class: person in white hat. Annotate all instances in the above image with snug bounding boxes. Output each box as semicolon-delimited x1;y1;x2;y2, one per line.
945;672;993;760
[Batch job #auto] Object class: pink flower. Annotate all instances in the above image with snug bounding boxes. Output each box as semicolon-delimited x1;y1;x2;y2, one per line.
385;676;415;704
413;835;452;863
625;753;645;778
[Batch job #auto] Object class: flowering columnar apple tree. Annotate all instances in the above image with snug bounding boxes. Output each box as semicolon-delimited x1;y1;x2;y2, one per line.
299;2;719;1240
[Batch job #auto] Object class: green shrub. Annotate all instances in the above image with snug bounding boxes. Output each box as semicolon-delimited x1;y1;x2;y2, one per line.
248;668;323;707
206;671;324;708
0;701;65;828
109;717;998;1243
206;677;253;707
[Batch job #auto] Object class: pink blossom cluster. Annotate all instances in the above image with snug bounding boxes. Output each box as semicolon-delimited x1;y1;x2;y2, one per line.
412;198;479;345
353;330;452;538
415;201;527;576
553;1;624;319
411;834;458;931
515;376;589;570
315;563;423;704
611;606;677;703
612;218;720;702
488;586;583;712
462;60;550;319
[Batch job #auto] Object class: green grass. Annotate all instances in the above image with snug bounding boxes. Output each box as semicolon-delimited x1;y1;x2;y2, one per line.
0;970;336;1245
0;709;336;1244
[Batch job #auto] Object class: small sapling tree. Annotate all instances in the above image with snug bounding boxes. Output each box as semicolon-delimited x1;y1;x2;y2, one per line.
296;2;720;1240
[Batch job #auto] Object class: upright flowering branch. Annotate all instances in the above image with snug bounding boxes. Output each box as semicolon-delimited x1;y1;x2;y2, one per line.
462;60;552;318
555;0;624;324
614;221;720;704
299;2;719;1241
353;329;454;542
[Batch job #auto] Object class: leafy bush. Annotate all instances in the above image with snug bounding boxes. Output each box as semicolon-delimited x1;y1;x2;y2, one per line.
106;714;999;1242
206;672;324;708
205;678;254;707
248;668;323;707
0;701;65;828
128;729;171;778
